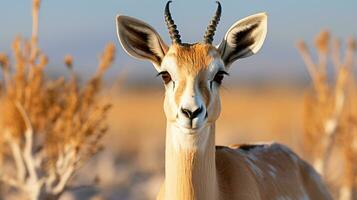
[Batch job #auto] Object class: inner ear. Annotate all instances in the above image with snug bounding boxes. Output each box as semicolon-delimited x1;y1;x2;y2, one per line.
116;15;168;66
217;13;268;67
122;22;165;63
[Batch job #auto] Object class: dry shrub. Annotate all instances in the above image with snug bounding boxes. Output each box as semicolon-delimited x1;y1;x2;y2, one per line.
0;0;115;199
297;30;357;200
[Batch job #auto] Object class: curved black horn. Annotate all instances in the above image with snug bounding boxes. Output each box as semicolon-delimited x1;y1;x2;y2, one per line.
164;1;181;44
203;1;222;44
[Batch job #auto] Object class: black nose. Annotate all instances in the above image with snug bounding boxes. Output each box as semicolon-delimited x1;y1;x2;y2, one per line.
181;106;203;120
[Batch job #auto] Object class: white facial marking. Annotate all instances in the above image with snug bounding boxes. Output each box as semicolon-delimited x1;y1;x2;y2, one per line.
159;45;227;150
161;55;179;84
161;49;224;130
169;123;213;152
177;76;205;129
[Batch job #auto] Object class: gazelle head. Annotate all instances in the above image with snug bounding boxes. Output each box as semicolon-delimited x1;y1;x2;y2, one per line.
116;1;267;134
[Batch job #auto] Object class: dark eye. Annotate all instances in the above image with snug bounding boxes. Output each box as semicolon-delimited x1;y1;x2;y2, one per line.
213;71;229;85
157;71;172;84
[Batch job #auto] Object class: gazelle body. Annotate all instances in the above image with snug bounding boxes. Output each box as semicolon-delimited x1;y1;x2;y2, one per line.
116;2;333;199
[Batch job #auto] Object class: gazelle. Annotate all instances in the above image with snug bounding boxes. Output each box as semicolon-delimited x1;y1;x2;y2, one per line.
116;1;333;200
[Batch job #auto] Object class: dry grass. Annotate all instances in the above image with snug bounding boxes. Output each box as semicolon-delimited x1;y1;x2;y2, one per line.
297;30;357;200
0;0;115;199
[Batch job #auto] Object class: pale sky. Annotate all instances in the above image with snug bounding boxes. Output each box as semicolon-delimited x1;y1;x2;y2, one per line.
0;0;356;85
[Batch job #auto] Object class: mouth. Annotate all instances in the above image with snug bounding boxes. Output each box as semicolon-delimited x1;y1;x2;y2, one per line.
176;119;207;133
176;125;203;134
180;125;201;131
174;111;208;133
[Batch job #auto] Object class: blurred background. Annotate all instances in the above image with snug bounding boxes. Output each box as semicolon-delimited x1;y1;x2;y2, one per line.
1;0;356;85
0;1;356;200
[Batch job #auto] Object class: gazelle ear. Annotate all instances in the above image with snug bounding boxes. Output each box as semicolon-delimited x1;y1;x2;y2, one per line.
116;15;168;67
217;13;267;67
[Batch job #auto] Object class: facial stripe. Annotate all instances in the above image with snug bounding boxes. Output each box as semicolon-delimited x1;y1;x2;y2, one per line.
175;79;186;105
199;81;210;107
161;43;224;128
168;43;220;106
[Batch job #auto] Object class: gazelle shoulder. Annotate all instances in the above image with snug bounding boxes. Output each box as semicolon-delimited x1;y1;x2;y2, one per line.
216;142;298;157
216;142;329;187
215;142;305;170
215;143;332;199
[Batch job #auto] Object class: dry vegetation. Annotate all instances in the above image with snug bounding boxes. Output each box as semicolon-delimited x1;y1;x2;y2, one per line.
297;31;357;200
0;0;115;199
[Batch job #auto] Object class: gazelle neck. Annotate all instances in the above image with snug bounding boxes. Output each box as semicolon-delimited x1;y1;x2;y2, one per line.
165;122;217;200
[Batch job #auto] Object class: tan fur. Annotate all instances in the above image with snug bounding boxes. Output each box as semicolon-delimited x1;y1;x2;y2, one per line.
170;43;218;107
215;144;332;200
175;79;186;106
156;43;332;200
158;131;333;200
171;43;218;74
160;124;217;200
117;13;332;200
